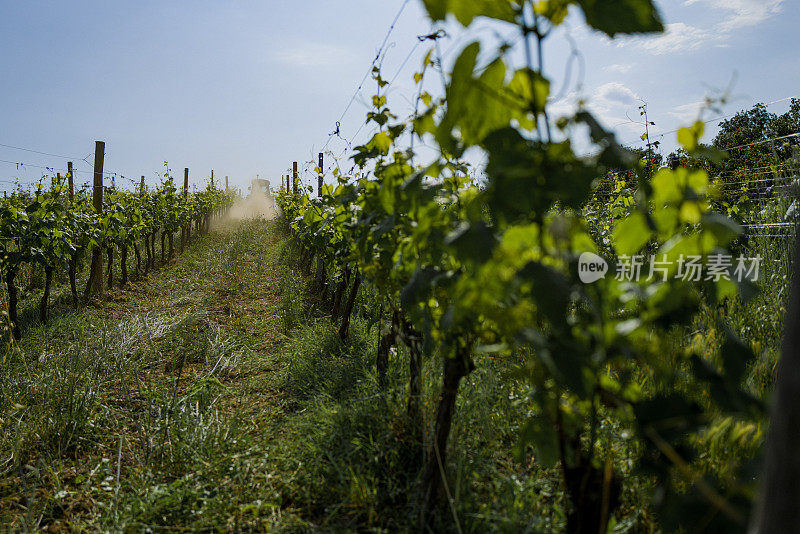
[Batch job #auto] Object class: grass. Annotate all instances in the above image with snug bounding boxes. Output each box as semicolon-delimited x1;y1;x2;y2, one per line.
9;215;772;532
0;219;291;530
0;218;582;532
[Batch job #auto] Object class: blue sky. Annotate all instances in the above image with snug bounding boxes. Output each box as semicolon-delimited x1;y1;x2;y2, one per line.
1;0;797;193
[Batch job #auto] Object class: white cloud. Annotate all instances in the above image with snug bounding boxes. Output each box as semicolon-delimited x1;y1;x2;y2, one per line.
668;101;707;123
623;0;783;55
597;82;639;106
606;63;633;74
550;82;644;137
637;22;716;55
685;0;783;32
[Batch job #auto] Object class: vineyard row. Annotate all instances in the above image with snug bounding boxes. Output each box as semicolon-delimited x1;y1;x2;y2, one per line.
0;141;234;341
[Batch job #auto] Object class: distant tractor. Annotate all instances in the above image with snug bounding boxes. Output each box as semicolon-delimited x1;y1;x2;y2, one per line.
250;178;271;197
247;178;275;212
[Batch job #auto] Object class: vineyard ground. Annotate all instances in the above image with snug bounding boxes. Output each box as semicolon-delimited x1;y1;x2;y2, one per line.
1;218;654;532
1;219;291;530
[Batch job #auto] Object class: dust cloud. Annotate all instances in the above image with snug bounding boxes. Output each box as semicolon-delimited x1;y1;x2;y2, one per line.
214;180;279;229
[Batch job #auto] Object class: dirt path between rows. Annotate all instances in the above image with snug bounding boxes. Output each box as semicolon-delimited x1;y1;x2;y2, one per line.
2;219;295;531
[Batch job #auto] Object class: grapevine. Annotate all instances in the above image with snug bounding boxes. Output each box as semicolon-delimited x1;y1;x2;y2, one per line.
277;1;765;530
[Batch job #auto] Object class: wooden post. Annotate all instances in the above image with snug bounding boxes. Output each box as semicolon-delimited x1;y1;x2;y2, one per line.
318;152;323;197
293;162;298;194
88;141;105;297
184;168;190;245
225;175;228;191
314;152;325;290
211;169;214;188
67;162;74;201
41;166;55;318
752;230;800;532
66;162;77;307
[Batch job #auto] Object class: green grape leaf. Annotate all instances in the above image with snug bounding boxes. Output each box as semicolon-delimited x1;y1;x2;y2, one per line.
437;44;515;148
444;220;497;265
575;0;663;37
483;128;595;224
677;121;705;152
700;213;742;245
517;260;570;329
421;0;517;26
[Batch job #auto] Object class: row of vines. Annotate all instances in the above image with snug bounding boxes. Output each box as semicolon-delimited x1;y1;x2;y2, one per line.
276;1;788;531
0;167;234;341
